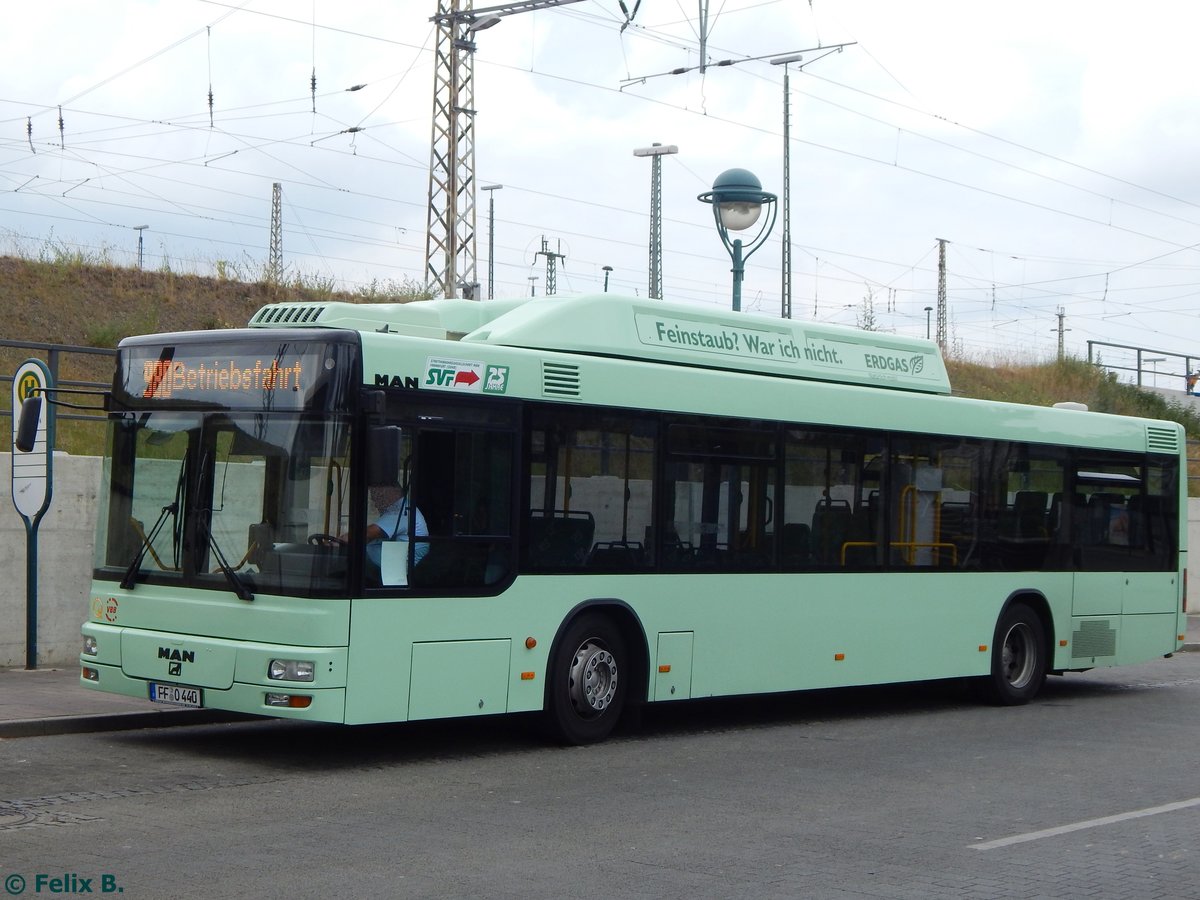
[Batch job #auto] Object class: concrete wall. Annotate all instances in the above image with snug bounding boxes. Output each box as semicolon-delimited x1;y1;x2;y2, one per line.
1;452;102;667
4;451;1200;668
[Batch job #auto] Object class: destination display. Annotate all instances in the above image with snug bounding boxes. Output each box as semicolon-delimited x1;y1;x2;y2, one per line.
114;339;352;410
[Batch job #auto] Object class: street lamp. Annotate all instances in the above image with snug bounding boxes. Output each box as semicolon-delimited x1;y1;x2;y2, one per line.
1145;356;1165;387
133;225;149;270
924;306;933;340
697;168;777;312
602;265;613;292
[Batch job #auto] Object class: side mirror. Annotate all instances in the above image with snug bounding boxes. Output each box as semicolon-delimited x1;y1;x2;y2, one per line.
367;426;403;486
15;395;42;453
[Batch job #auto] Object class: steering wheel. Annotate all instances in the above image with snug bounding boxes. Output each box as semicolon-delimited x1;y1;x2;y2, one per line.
307;533;347;547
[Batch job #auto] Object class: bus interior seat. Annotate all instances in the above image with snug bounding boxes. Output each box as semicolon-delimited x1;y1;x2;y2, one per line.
588;541;645;570
939;502;970;540
1047;493;1063;532
409;541;490;587
1011;490;1049;538
247;521;273;567
779;522;811;567
660;535;695;567
1085;492;1125;544
811;499;851;565
527;510;595;567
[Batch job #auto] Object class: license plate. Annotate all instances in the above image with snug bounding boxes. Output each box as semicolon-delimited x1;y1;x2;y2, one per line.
148;682;203;708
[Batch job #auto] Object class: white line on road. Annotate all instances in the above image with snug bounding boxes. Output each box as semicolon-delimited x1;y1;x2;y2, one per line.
971;797;1200;850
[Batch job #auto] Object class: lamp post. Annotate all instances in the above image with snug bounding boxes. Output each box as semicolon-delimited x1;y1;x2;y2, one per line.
697;168;777;312
1145;356;1165;387
481;183;502;299
602;265;613;292
924;306;933;340
133;225;149;270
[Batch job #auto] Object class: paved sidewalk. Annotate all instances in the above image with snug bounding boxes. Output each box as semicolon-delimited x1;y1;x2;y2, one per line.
0;667;247;738
4;616;1200;739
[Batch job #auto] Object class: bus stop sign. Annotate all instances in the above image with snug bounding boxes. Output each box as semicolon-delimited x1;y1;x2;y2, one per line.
11;358;53;523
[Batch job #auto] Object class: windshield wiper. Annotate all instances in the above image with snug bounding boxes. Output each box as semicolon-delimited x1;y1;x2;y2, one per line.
120;502;177;590
206;527;254;602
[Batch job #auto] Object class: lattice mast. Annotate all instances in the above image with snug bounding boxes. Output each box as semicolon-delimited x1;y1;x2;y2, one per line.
426;0;478;299
780;66;792;319
536;236;566;295
649;152;665;299
936;238;948;352
425;0;586;300
269;182;283;284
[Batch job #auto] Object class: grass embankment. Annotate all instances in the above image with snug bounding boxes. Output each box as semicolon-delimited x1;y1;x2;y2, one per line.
0;253;428;454
948;356;1200;429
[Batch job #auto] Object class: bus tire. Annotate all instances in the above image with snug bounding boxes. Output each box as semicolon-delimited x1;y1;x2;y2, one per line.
980;601;1046;705
545;612;628;745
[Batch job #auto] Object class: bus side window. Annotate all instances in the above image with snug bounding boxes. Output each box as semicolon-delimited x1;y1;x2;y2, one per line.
1066;456;1179;572
410;428;514;589
525;409;656;573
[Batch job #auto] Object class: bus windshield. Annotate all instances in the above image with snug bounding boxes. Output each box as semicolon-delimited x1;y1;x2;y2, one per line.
96;409;353;597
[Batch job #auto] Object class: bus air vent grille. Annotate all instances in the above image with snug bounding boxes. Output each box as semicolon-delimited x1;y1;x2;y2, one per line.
542;362;581;398
1146;425;1179;454
249;304;327;326
1071;619;1117;659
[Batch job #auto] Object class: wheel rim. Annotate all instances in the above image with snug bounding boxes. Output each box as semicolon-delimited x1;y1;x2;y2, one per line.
568;638;619;718
1001;622;1036;689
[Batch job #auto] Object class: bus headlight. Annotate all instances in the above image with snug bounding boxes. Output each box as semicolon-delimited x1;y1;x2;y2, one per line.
268;659;315;682
82;635;98;656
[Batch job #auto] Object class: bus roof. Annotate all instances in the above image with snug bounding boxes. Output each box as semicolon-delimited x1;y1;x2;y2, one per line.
248;293;951;395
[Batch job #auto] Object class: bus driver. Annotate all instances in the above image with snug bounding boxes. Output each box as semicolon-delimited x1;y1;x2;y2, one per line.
344;484;429;579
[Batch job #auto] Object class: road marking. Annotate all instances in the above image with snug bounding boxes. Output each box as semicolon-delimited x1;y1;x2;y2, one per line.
971;797;1200;850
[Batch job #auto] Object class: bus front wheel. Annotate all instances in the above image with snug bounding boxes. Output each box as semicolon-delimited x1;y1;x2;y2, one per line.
981;602;1046;705
545;613;628;745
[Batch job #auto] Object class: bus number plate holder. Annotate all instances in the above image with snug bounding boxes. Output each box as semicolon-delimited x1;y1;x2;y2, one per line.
148;682;203;708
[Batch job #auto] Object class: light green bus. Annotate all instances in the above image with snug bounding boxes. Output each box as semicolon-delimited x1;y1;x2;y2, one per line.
75;294;1188;743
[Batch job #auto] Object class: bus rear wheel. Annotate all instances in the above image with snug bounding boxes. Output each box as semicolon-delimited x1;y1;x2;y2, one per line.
980;602;1046;705
545;613;627;745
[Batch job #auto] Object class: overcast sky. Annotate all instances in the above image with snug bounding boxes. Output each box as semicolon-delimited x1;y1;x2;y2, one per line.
4;1;1200;379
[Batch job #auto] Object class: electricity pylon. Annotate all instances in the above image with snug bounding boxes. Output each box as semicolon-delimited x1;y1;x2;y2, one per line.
425;0;584;300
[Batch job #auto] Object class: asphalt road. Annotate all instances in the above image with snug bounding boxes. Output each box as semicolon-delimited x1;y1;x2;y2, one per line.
3;654;1200;899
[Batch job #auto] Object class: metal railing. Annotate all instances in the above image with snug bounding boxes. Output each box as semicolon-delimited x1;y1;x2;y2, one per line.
1088;340;1197;391
1;340;115;444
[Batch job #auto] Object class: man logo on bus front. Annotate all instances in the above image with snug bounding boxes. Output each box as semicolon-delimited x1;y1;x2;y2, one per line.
159;646;195;678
